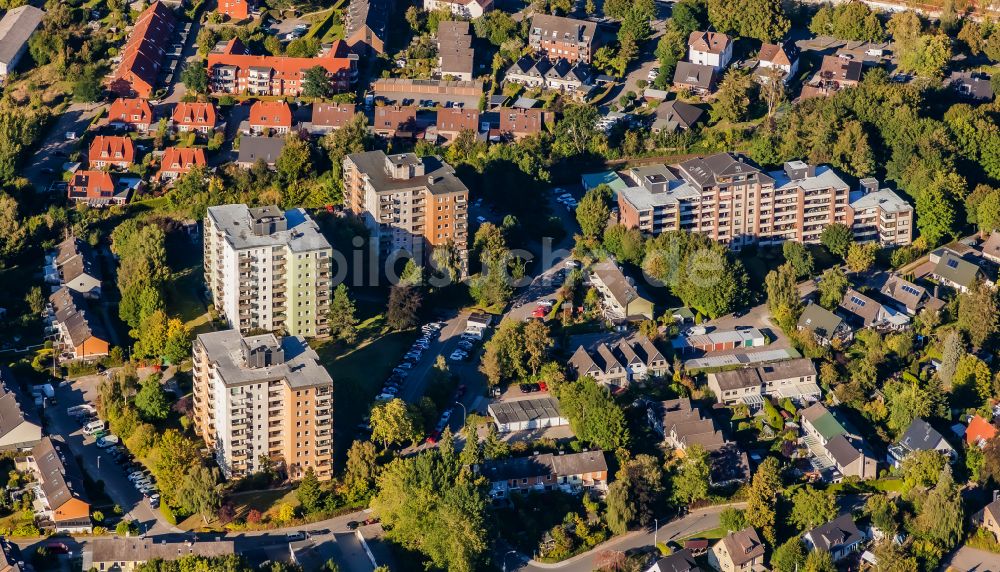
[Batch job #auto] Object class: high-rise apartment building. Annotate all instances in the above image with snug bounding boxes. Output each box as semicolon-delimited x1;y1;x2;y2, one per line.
192;330;333;480
848;178;913;246
343;151;469;276
204;205;333;337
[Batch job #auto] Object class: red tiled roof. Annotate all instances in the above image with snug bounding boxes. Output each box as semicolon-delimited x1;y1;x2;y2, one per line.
436;108;480;133
108;98;153;127
68;171;116;201
499;107;543;135
968;415;998;446
89;136;136;166
218;0;251;18
172;102;217;128
109;1;176;97
158;147;206;176
207;40;356;86
311;103;356;128
249;101;292;128
373;105;417;131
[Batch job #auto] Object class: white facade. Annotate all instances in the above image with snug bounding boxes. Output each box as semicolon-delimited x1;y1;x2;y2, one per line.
423;0;491;18
689;42;732;70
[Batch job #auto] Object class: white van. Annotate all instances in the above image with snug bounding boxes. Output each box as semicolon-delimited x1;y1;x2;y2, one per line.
84;420;105;435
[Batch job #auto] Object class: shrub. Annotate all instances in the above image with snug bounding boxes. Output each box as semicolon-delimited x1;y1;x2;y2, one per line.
159;504;177;525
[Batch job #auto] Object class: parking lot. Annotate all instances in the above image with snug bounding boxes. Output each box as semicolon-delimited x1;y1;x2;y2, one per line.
371;91;482;109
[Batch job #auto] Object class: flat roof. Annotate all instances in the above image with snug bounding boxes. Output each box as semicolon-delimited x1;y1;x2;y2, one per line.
488;397;564;425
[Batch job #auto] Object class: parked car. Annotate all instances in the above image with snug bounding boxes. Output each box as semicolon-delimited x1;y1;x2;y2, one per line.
448;350;467;361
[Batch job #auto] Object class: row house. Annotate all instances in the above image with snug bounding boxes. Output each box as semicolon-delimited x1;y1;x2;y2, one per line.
45;237;102;299
89;135;136;169
207;38;358;96
108;1;176;98
437;20;474;81
528;14;596;64
308;103;356;135
505;55;592;94
436;107;481;141
67;171;135;206
108;98;153;132
647;398;726;453
423;0;493;18
372;105;418;138
157;146;207;181
172;101;217;134
801;403;878;480
706;358;820;408
47;288;110;361
18;437;91;533
568;335;668;387
85;538;235;572
475;450;609;500
345;0;390;54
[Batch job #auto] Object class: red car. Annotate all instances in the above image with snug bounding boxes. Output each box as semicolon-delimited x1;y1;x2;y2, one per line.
45;543;69;555
531;307;547;318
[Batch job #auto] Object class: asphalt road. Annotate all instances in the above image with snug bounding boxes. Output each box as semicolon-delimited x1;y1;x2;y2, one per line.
25;103;103;193
399;310;470;404
945;545;1000;571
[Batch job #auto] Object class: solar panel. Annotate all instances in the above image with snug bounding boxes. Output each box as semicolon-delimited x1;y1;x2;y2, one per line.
901;284;920;296
850;296;866;307
947;258;959;269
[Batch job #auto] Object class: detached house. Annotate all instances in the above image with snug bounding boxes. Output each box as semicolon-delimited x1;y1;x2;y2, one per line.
973;497;1000;543
672;61;716;95
373;105;419;138
966;415;997;448
931;250;990;293
708;528;765;572
568;335;668;387
589;260;655;321
108;98;153;132
157;147;207;181
879;274;944;316
797;303;852;346
236;136;286;169
803;515;866;562
248;101;293;135
838;288;910;331
647;550;701;572
67;171;133;206
172;101;217;134
0;370;42;451
476;450;609;500
308;103;356;135
801;403;878;480
647;398;726;452
89;136;136;169
755;42;798;83
688;31;732;70
888;418;956;468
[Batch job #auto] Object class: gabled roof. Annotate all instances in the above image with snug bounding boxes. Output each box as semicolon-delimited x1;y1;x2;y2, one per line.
933;251;984;289
653;99;704;132
981;232;1000;261
108;98;153;125
757;42;797;66
839;288;884;327
208;42;357;84
55;237;101;284
89;135;136;165
757;358;815;382
49;287;109;348
0;5;44;67
817;55;862;83
159;147;206;175
805;514;864;553
672;61;716;89
718;528;765;566
67;170;123;203
590;260;651;313
649;549;701;572
87;537;235;565
373;105;418;132
237;136;286;165
967;415;997;446
172;101;216;127
345;0;391;45
311;103;356;128
32;436;89;517
529;14;596;45
899;418;953;454
498;107;543;135
711;368;762;391
688;31;730;55
249;101;292;128
109;2;176;97
437;107;480;133
477;450;607;482
825;434;863;467
797;303;846;340
880;274;932;313
801;403;847;441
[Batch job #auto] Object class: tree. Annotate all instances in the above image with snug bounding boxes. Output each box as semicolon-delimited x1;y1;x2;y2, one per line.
0;193;27;261
553;105;599;157
957;282;999;349
745;457;781;543
297;468;324;513
473;10;518;46
915;466;963;548
845;242;878;273
620;454;664;528
673;444;710;505
810;3;884;41
72;66;102;102
370;398;421;447
897;33;951;78
345;440;379;500
328;284;358;343
116;520;139;536
939;330;965;386
952;353;993;407
387;286;422;330
790;487;837;530
153;429;200;507
301;66;333;98
782;241;814;278
576;184;612;239
884;380;933;436
135;375;170;422
766;263;801;330
866;494;899;535
708;0;788;41
916;173;960;247
901;449;947;493
804;550;836;572
605;480;635;535
820;223;853;258
180;60;208;94
772;537;806;572
711;69;754;123
817;267;848;310
522;319;553;375
25;286;45;315
177;465;222;524
276;134;313;183
719;507;748;532
831;120;875;177
555;377;629;450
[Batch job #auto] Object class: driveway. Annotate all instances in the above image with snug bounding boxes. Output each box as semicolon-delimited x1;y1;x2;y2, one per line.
159;16;201;106
46;375;180;535
25;103;103;193
945;545;1000;571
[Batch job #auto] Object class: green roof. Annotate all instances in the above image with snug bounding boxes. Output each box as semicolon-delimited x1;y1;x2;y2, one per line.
802;403;847;440
581;171;629;196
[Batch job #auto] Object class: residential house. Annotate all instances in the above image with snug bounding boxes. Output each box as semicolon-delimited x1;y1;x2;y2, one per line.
966;415;997;448
372;105;418;138
47;237;102;298
838;288;910;331
801;403;847;447
688;31;732;70
888;418;956;468
505;55;592;94
436;107;481;141
802;55;862;98
83;537;236;572
568;335;668;387
647;398;726;452
423;0;493;18
932;250;991;293
488;397;567;432
708;528;765;572
157;147;206;181
707;358;821;407
672;327;767;355
528;14;597;64
67;171;132;206
248;101;292;135
218;0;253;19
0;370;42;451
496;107;543;140
755;41;798;83
798;303;852;346
19;437;91;533
171;101;216;134
0;5;44;76
47;288;110;360
981;232;1000;264
308;103;356;135
437;20;474;81
973;497;1000;543
879;274;944;316
344;0;390;54
947;71;994;102
848;178;914;246
803;515;866;562
589;260;655;321
89;136;135;169
207;38;358;96
799;403;877;480
108;98;153;132
107;2;176;98
646;549;701;572
235;136;285;169
672;62;716;95
651;99;703;133
476;450;609;500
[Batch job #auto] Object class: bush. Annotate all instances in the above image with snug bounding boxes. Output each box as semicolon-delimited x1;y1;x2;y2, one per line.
159;504;177;525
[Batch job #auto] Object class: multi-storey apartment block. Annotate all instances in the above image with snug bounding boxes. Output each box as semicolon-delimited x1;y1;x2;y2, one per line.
617;154;855;248
204;205;333;338
207;38;357;96
192;330;333;481
848;178;913;246
528;14;597;64
343;151;469;276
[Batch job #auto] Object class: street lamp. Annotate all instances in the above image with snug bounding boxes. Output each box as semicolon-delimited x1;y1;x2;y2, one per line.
454;401;467;426
96;455;100;470
654;517;658;549
502;549;518;572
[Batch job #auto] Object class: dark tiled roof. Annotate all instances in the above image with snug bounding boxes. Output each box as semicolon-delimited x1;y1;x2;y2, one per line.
805;514;864;553
32;437;88;515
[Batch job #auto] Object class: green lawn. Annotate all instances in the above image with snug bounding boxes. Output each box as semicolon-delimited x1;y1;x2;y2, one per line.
678;526;728;542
